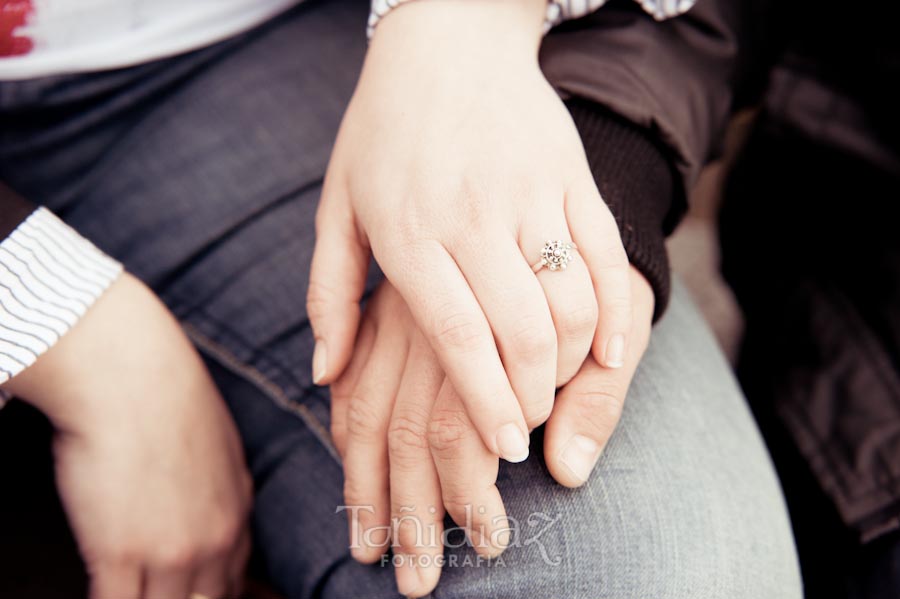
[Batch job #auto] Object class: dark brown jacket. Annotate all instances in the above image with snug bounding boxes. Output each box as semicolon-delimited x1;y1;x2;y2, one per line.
546;0;900;547
719;0;900;547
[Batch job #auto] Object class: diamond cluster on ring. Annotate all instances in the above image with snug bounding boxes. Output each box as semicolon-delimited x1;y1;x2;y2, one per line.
540;240;575;271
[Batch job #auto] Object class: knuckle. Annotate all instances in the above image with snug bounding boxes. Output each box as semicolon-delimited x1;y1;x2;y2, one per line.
388;414;430;456
558;304;599;342
509;319;556;366
372;206;430;250
427;408;470;454
431;310;488;353
346;395;385;439
205;515;243;557
574;388;625;435
306;279;342;321
394;516;424;553
449;179;491;233
601;295;632;319
393;214;428;245
596;243;629;270
441;491;475;521
342;477;370;507
94;542;140;567
524;402;554;430
153;541;198;571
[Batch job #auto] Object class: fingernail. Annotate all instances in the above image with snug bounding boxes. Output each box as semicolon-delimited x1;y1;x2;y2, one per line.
312;340;327;384
560;434;600;483
395;556;420;597
496;423;529;463
605;334;625;369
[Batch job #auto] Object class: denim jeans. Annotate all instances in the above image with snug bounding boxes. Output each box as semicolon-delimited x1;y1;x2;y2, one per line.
0;0;802;597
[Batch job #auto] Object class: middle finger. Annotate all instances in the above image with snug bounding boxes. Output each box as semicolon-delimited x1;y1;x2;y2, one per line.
449;227;556;429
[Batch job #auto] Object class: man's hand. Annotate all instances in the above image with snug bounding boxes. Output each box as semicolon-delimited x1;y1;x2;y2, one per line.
3;273;252;599
543;266;654;486
331;267;653;598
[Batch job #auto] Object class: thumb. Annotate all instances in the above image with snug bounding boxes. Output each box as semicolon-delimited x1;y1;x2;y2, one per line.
307;186;370;386
543;356;630;488
544;267;653;487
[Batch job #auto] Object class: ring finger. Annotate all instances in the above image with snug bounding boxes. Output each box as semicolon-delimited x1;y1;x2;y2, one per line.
519;214;598;388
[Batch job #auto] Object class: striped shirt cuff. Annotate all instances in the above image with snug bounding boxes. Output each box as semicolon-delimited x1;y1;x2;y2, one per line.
367;0;696;37
0;207;123;402
545;0;695;29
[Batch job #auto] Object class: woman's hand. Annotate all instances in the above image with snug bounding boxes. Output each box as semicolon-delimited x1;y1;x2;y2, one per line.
3;273;252;599
331;268;653;598
309;0;633;464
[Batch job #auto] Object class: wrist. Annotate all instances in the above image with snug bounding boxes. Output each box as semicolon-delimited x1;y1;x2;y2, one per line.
369;0;546;63
3;274;193;435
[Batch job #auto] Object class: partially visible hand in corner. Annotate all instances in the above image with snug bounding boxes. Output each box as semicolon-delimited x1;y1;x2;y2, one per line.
2;272;252;599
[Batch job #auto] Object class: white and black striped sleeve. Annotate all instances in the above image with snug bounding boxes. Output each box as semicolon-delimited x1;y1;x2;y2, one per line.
545;0;696;29
0;207;123;404
367;0;697;37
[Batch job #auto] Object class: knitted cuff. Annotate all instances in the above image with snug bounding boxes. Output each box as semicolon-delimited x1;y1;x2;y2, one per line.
565;98;680;321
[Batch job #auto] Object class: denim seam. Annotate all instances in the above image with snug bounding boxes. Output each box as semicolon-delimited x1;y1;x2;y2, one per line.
182;321;341;465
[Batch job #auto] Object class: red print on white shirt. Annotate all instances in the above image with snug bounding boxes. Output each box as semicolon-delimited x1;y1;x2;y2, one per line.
0;0;33;56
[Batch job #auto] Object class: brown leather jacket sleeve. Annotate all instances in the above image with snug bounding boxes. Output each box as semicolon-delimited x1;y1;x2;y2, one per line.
541;0;741;197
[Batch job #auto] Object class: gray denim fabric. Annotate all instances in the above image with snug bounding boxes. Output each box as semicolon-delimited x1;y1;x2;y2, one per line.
0;0;801;597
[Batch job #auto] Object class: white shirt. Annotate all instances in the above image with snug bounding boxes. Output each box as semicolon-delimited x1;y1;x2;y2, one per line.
0;0;300;80
0;0;694;81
